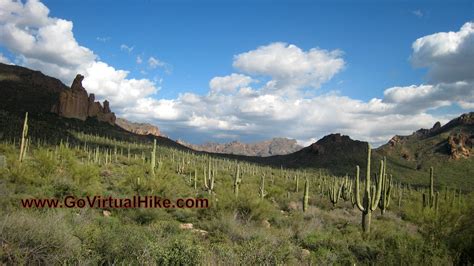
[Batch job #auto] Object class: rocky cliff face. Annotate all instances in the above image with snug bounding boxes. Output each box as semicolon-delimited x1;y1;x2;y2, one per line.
447;132;472;159
52;74;116;125
379;112;473;161
0;63;116;125
179;138;302;157
115;118;161;137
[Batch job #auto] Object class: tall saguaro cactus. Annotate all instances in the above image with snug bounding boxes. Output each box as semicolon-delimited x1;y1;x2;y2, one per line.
378;157;392;215
204;159;215;194
234;164;242;197
295;174;299;192
303;178;309;212
429;167;434;207
19;112;29;163
354;144;383;233
259;174;267;200
422;167;438;210
150;139;156;176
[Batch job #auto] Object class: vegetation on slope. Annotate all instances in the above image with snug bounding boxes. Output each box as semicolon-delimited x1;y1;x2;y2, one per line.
0;113;473;264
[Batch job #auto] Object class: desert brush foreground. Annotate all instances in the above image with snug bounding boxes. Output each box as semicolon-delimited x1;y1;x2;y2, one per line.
0;112;473;265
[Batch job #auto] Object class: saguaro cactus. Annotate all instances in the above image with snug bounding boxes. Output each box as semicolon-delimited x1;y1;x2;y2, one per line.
150;139;156;176
295;174;299;192
341;175;353;201
259;174;267;200
204;160;215;194
303;178;309;212
378;158;392;215
329;176;343;207
429;167;434;207
234;164;242;197
19;112;29;163
398;185;403;208
423;167;436;209
194;169;197;190
354;144;383;233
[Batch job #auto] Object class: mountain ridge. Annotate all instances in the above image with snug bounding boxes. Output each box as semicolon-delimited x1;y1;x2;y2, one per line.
177;137;303;157
115;118;162;137
0;63;472;189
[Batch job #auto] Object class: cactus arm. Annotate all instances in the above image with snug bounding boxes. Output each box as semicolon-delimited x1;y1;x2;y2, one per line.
354;165;366;212
366;144;371;192
370;160;384;211
386;174;393;207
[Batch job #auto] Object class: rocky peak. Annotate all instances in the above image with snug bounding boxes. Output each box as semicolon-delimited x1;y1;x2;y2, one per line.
71;74;85;92
309;133;364;155
317;133;351;144
443;112;474;129
54;74;116;125
103;100;111;113
414;121;443;137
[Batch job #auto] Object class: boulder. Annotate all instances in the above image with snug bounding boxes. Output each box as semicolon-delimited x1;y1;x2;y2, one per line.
179;223;194;230
301;249;311;258
191;229;208;236
261;219;271;228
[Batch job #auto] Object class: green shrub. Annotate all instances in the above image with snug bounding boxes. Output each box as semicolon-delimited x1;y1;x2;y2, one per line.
152;235;207;265
0;211;83;264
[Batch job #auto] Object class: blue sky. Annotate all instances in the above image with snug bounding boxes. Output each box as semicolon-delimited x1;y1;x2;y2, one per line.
42;0;472;100
0;0;473;145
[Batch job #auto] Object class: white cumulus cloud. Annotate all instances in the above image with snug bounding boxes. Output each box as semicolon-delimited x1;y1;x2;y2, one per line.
233;42;345;94
411;22;474;83
209;73;254;94
0;0;159;112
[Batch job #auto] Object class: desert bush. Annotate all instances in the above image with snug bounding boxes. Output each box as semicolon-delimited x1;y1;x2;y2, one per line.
75;216;154;264
0;211;83;264
152;235;207;265
32;149;57;180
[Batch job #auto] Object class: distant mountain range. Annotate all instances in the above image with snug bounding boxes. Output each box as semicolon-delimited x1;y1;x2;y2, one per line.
177;138;303;157
0;63;472;189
